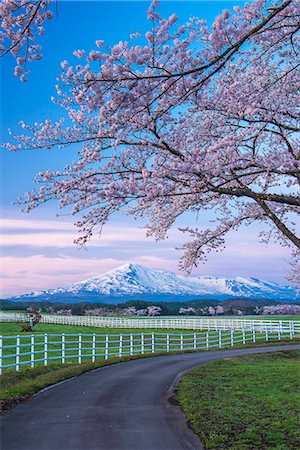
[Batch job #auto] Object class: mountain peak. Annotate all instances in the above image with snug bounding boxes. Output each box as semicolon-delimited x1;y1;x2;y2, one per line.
115;262;145;272
7;263;297;303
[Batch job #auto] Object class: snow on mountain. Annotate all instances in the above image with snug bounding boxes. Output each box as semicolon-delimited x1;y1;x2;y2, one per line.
7;263;298;303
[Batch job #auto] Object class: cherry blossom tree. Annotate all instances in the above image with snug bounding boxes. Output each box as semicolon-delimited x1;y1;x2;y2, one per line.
4;0;300;283
136;308;148;316
56;308;72;316
147;305;161;316
0;0;54;81
215;305;225;315
179;307;196;315
207;306;216;316
123;306;138;316
259;304;300;314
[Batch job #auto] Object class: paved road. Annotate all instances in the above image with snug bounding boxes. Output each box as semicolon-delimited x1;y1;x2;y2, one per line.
1;344;299;450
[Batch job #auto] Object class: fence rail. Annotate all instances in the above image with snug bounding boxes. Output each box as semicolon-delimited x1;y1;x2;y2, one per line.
0;328;298;374
1;313;299;334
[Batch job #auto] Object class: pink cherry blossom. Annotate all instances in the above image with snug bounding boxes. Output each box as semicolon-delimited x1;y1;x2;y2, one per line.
0;0;54;80
3;0;300;285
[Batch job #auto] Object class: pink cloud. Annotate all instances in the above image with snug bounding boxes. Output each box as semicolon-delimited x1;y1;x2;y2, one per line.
1;254;176;297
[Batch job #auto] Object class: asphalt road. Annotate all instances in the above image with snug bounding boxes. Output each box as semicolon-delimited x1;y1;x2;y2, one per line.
1;344;299;450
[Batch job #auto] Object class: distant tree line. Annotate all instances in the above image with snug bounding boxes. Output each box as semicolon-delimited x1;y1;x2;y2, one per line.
1;299;300;316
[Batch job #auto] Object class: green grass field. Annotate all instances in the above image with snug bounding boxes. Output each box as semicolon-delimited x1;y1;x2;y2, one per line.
0;322;298;370
0;321;299;415
177;350;300;450
0;322;208;336
232;315;300;321
0;320;298;377
0;323;241;370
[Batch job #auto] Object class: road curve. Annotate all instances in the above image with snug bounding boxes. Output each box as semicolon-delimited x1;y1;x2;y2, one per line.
1;344;299;450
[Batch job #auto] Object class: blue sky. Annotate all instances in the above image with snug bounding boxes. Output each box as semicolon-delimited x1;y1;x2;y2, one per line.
1;1;292;297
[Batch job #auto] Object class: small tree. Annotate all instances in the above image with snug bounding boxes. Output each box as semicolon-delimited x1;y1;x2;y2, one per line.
147;305;161;316
123;306;138;315
179;307;196;315
208;306;216;316
215;305;225;315
136;308;148;316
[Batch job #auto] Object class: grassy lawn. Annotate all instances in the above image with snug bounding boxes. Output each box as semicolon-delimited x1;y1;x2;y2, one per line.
0;323;224;370
0;322;298;370
0;322;207;336
177;350;300;450
234;315;300;321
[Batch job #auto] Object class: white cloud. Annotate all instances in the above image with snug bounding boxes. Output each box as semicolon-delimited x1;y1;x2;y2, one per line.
1;217;186;248
2;218;74;231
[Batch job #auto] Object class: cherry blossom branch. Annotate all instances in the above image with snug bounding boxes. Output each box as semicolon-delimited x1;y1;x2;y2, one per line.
0;0;54;80
3;0;300;284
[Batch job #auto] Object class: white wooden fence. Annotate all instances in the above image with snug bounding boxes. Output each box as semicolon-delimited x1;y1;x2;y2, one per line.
0;328;298;374
1;312;299;334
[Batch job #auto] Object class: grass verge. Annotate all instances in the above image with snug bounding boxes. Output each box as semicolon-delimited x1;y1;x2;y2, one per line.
177;350;300;450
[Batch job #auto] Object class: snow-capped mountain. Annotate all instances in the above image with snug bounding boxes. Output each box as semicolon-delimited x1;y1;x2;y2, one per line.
6;263;298;303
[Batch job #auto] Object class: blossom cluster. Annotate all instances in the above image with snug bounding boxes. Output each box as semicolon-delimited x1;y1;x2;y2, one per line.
0;0;53;80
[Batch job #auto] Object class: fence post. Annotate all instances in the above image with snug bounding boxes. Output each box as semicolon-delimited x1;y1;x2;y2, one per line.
130;334;133;355
194;333;197;350
266;328;269;342
31;335;35;368
253;328;256;344
219;330;222;349
242;328;246;345
92;334;96;362
0;336;2;375
278;327;281;341
119;334;123;357
152;333;155;353
105;334;109;359
44;334;48;366
167;334;170;352
78;334;82;364
141;334;144;354
62;333;65;364
289;323;293;340
16;335;20;372
180;334;183;351
206;332;209;350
